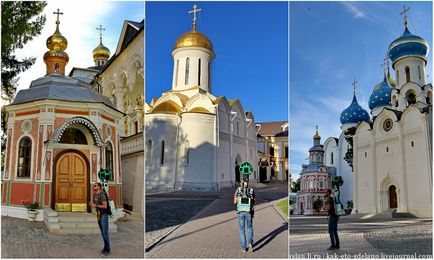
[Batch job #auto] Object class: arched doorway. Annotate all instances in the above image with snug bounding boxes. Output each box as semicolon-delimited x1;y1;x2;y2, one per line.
389;185;398;209
53;151;89;212
235;155;241;183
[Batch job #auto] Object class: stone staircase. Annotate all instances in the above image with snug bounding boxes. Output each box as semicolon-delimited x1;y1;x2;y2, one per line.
44;208;118;234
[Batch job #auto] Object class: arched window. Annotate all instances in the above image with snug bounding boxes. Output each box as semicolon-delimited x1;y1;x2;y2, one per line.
175;59;179;86
184;140;189;165
185;58;190;85
396;70;400;86
59;128;87;144
106;143;114;181
330;152;334;164
198;58;201;86
160;140;165;165
17;137;32;178
406;91;416;105
405;66;410;83
54;63;59;73
418;66;421;80
146;140;152;163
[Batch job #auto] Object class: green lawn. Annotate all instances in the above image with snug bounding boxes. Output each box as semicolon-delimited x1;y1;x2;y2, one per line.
275;198;288;219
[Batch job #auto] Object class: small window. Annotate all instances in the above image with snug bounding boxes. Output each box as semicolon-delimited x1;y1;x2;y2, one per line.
105;143;114;181
331;152;334;164
59;128;87;144
285;147;288;159
160;140;165;165
386;147;389;152
365;152;367;158
270;147;274;156
146;140;152;162
411;141;414;147
54;63;59;73
397;70;400;86
175;59;179;86
405;66;410;83
185;58;190;85
185;140;189;165
198;58;201;86
17;137;32;178
418;66;421;80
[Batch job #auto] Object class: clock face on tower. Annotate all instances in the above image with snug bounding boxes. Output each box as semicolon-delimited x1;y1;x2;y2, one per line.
383;118;393;132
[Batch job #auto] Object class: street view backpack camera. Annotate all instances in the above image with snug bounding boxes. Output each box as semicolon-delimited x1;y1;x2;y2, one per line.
236;162;254;213
98;168;116;217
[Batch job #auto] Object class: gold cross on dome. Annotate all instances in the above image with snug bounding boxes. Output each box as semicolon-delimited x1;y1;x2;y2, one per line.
400;5;410;27
352;79;357;95
315;125;319;134
188;4;202;30
53;8;63;24
96;25;106;43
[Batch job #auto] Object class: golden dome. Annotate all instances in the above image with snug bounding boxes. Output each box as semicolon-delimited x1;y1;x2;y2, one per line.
174;29;213;52
47;27;67;51
313;126;321;140
92;42;110;60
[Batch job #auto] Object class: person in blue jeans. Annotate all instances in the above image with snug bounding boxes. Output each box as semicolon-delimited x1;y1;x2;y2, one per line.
233;180;256;253
92;183;110;256
324;189;340;250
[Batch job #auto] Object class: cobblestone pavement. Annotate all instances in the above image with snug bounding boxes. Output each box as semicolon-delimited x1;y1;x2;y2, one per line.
290;215;432;258
1;215;144;258
147;182;288;258
145;198;215;250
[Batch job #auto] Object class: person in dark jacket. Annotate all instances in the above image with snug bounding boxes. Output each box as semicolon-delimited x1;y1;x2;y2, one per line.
324;189;340;250
92;182;110;256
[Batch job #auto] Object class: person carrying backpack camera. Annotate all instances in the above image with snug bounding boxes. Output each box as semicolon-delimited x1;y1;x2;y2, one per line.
233;179;256;253
324;189;340;250
92;182;110;256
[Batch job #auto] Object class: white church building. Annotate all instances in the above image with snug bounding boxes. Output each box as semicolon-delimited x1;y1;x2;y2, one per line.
145;6;258;191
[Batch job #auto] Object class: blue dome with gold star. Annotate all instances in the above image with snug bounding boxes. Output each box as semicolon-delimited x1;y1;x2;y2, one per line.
368;76;392;110
340;94;370;125
388;26;429;68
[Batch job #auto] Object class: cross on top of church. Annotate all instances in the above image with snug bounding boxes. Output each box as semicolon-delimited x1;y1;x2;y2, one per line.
400;5;410;27
315;125;319;134
381;56;389;75
53;8;63;25
96;25;106;43
352;79;357;95
188;4;202;31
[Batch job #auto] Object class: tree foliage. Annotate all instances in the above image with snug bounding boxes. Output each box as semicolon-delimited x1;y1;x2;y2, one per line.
343;126;357;170
292;178;301;192
313;198;323;212
1;1;47;102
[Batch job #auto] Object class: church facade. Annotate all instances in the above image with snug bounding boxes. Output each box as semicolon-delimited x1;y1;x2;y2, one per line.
354;18;432;218
145;6;257;191
2;13;124;220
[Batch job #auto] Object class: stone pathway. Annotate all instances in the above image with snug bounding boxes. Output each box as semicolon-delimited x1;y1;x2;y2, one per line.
1;215;144;258
147;183;288;258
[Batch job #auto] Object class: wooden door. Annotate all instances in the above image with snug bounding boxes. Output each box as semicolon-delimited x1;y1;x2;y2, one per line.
55;152;88;212
389;185;397;209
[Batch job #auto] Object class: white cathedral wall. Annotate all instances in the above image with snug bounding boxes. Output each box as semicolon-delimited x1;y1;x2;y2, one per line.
394;57;426;88
179;113;217;190
402;110;432;217
145;114;179;191
218;133;232;187
337;133;353;207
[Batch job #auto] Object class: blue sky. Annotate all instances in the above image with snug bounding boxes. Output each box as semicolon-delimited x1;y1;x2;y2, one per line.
14;1;144;93
290;1;433;181
146;1;288;122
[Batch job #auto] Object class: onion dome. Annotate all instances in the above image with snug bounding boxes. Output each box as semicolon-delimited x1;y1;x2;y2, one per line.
368;76;392;110
174;29;213;52
388;25;429;68
43;9;69;75
93;42;110;60
340;94;370;125
174;5;213;53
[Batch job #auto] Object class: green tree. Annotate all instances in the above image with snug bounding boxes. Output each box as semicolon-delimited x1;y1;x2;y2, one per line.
291;178;301;192
313;198;323;212
1;1;47;171
1;1;47;102
343;126;357;170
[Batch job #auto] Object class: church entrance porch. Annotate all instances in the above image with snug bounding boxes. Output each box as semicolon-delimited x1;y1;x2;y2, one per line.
389;185;398;209
53;151;89;212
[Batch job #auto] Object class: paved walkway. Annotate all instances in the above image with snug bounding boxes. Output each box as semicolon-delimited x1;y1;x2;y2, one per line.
290;215;432;258
147;182;288;258
1;215;144;258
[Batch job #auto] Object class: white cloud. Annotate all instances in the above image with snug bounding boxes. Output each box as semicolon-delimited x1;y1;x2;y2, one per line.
13;1;117;93
342;2;367;19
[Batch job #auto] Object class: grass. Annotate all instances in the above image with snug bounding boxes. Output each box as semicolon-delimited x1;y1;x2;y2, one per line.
275;198;288;219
